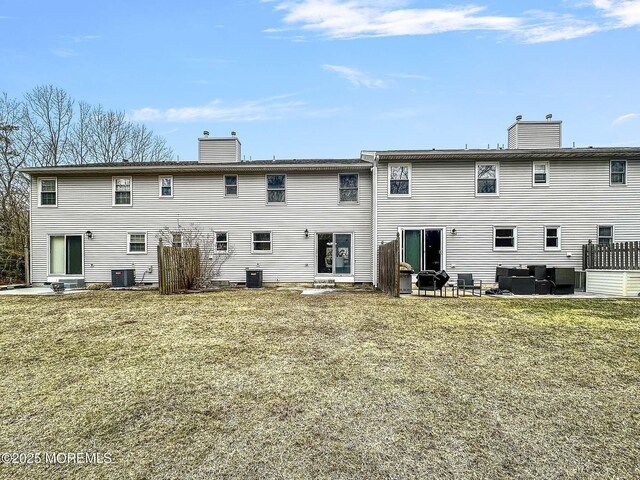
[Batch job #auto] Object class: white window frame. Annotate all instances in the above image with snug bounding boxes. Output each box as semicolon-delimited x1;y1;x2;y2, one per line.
610;160;627;186
597;225;614;245
266;174;286;204
38;177;58;207
251;231;272;254
493;226;517;251
224;174;238;197
476;162;499;197
387;163;411;197
127;232;147;254
47;234;84;276
532;161;550;187
112;176;133;206
338;173;359;204
544;226;561;251
158;175;173;198
214;231;229;252
171;232;182;248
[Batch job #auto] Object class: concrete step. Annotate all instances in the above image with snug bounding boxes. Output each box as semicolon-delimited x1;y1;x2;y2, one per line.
313;279;336;289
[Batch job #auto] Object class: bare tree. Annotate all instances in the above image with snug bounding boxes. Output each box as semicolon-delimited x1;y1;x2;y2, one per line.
157;224;234;289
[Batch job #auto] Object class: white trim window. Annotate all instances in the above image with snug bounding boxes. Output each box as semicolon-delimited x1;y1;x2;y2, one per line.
544;226;561;251
214;232;228;252
224;175;238;197
339;173;359;203
494;226;517;251
251;231;272;253
159;176;173;197
598;225;614;245
533;161;550;186
477;162;499;195
388;164;411;196
127;232;147;254
113;177;132;206
266;174;286;203
39;177;57;207
610;160;626;185
171;233;182;248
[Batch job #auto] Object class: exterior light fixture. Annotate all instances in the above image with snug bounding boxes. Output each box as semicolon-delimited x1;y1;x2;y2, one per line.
304;229;309;238
451;228;457;235
85;230;93;239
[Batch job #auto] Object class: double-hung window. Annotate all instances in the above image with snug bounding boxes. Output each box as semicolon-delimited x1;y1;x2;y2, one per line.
225;175;238;197
610;160;626;185
39;178;57;206
477;162;498;195
533;161;549;186
266;175;286;203
159;176;173;197
113;177;132;206
215;232;228;252
545;226;561;251
172;233;182;248
598;225;614;245
494;226;517;251
252;231;272;253
339;173;358;203
127;232;147;254
388;164;410;196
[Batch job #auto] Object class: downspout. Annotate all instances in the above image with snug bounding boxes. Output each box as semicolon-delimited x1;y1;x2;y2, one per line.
28;174;32;285
372;154;378;287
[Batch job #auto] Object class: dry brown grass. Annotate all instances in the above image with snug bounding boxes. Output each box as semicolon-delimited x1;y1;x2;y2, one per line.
0;290;639;479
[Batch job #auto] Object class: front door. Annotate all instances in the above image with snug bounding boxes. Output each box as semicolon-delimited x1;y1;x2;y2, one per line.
317;233;352;275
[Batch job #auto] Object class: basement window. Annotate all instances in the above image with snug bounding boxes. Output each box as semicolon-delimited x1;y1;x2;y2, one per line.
494;226;517;251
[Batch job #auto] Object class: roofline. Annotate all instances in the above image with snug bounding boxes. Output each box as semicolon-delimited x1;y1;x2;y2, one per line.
373;147;640;161
507;120;562;130
20;160;372;175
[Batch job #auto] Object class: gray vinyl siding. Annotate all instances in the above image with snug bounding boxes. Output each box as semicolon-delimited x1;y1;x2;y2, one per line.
376;157;640;283
507;122;561;149
198;138;241;163
30;170;372;284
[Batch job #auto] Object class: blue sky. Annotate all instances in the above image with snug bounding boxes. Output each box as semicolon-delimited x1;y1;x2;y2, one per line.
1;0;639;160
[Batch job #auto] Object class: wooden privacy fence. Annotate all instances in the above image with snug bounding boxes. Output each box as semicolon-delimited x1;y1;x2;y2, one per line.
157;239;201;294
582;241;640;270
377;235;400;297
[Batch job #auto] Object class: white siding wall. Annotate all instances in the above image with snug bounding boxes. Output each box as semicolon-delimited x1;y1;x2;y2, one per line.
507;122;562;149
198;138;241;163
377;157;640;282
31;170;373;284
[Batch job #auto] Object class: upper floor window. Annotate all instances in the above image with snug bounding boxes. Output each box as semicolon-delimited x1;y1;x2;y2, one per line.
39;178;57;206
598;225;613;245
267;174;286;203
494;226;517;251
127;232;147;254
610;160;626;185
159;176;173;197
339;173;359;203
113;177;132;206
215;232;228;252
477;162;498;195
533;161;549;186
388;164;411;196
545;226;561;251
225;175;238;197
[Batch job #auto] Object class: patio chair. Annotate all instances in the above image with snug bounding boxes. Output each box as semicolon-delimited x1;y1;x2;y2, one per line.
457;273;482;297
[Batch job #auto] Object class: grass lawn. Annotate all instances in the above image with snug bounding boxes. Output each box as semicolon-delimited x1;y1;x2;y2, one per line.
0;290;639;479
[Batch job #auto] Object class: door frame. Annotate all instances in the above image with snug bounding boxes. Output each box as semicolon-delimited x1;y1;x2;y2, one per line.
314;231;355;277
398;226;446;272
47;233;85;277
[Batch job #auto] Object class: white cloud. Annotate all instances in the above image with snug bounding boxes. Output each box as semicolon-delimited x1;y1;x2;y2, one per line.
593;0;640;26
265;0;640;43
51;48;77;58
322;64;386;87
613;112;639;125
129;95;305;122
62;35;101;43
